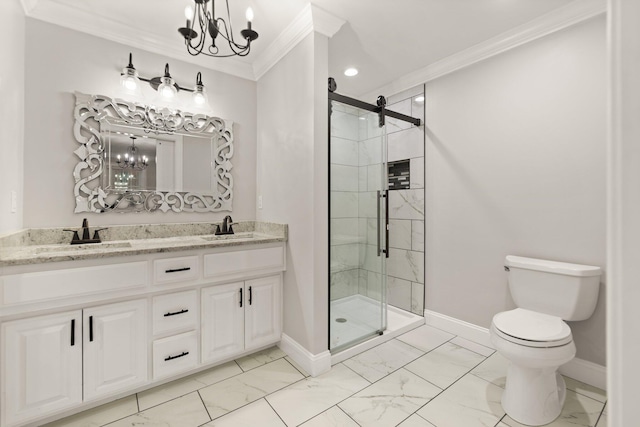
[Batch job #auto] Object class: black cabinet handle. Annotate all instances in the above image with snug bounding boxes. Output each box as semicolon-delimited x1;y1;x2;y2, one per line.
164;309;189;317
89;316;94;342
164;351;189;361
249;286;252;305
165;267;191;273
239;288;243;307
71;319;75;346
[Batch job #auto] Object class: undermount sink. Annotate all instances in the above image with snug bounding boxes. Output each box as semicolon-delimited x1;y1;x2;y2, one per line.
34;241;132;254
200;232;254;242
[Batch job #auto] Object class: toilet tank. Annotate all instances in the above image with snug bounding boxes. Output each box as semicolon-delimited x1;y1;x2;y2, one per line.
505;256;601;321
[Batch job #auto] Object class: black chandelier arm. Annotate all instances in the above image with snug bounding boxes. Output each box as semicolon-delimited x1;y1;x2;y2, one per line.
180;0;256;58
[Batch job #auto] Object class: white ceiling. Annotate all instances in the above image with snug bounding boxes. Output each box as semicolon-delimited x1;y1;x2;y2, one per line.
22;0;575;96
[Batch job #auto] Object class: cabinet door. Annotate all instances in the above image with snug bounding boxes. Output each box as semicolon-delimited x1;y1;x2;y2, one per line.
83;299;148;401
2;310;82;427
244;275;282;350
201;282;244;363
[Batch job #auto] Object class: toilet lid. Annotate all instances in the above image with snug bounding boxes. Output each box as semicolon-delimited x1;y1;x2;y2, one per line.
492;308;572;345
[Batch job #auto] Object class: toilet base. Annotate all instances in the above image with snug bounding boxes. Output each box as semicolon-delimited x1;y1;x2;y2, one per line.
502;364;567;426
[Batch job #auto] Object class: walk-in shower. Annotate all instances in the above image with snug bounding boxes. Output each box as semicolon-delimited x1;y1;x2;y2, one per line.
328;78;423;356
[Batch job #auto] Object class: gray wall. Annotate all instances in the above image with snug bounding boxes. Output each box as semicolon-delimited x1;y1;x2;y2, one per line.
0;0;25;235
256;33;330;355
22;19;257;228
424;16;607;365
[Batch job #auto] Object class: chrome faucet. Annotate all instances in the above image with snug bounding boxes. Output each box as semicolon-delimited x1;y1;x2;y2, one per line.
215;215;234;235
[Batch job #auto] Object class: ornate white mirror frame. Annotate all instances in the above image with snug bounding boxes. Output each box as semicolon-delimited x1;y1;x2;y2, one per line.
73;93;234;213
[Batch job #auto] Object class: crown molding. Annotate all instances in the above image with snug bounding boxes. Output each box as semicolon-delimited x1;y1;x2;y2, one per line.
310;4;346;38
23;1;256;80
362;0;607;100
253;4;345;80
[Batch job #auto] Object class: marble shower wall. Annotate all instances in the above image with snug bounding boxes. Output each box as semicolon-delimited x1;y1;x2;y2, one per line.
384;86;426;315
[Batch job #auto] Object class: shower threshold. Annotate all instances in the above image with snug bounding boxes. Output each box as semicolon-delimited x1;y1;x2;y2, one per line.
330;294;424;364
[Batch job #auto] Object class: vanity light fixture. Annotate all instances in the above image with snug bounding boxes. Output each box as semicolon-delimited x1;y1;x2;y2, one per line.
178;0;258;58
119;53;210;107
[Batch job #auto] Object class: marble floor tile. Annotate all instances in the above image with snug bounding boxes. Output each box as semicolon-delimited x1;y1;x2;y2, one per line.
502;389;605;427
235;346;287;372
397;414;437;427
449;336;495;357
106;392;209;427
596;404;607;427
417;372;505;427
199;358;304;419
405;342;486;389
396;324;454;352
470;352;509;389
266;363;369;426
285;355;310;377
43;395;138;427
299;406;360;427
204;399;285;427
339;368;441;427
192;360;244;386
342;338;424;382
564;376;607;403
137;361;243;411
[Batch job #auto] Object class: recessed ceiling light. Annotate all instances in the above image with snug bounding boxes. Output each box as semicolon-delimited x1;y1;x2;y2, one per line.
414;96;425;103
344;68;358;77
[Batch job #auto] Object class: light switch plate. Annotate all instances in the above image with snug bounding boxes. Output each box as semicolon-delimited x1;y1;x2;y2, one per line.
10;191;17;213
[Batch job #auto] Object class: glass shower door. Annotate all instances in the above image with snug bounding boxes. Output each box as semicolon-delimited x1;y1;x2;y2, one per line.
329;100;387;353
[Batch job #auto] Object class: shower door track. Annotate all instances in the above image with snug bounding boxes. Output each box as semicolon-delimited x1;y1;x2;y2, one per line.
328;91;422;127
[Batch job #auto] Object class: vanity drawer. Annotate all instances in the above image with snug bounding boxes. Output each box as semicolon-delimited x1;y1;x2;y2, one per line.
203;247;284;279
153;331;198;379
152;290;197;336
154;256;199;285
1;262;147;305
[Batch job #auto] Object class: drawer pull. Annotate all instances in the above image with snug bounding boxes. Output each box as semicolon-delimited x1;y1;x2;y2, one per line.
249;286;252;305
164;351;189;361
89;316;94;342
71;319;75;346
163;309;189;317
239;288;243;307
165;267;191;273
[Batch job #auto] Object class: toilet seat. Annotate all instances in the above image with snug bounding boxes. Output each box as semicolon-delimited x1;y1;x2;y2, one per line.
492;308;572;348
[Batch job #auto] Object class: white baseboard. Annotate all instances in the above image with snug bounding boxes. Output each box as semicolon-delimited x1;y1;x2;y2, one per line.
424;309;493;348
559;356;607;391
424;309;607;390
278;333;331;377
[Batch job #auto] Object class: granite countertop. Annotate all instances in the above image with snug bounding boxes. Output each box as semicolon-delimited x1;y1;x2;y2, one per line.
0;221;287;267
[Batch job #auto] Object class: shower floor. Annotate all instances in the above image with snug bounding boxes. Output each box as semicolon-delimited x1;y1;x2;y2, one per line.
330;294;424;364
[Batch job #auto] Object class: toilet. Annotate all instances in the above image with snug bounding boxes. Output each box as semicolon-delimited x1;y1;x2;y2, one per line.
490;255;601;426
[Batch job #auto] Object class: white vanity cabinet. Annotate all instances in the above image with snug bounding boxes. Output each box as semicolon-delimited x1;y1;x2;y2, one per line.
1;299;147;426
83;299;148;401
201;274;282;364
2;311;82;427
0;242;285;427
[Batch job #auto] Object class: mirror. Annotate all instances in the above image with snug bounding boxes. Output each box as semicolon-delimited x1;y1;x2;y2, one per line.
73;93;234;213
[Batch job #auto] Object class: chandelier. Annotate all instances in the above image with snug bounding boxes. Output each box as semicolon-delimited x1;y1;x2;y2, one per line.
178;0;259;58
116;136;149;171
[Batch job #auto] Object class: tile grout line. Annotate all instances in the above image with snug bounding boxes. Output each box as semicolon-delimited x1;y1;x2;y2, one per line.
196;389;213;423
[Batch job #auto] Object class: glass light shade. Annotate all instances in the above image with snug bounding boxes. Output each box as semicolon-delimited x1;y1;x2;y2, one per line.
157;76;178;99
120;67;141;94
193;84;208;106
